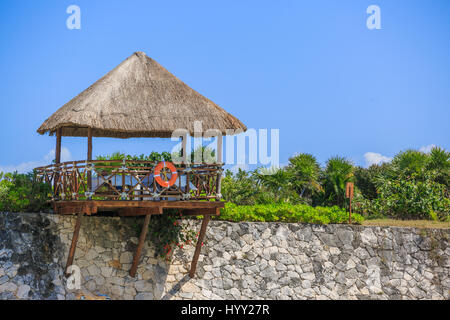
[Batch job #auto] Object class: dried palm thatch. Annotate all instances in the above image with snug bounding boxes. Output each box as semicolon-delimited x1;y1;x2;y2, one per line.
37;52;246;138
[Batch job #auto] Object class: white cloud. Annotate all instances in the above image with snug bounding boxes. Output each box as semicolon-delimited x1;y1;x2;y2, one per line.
0;161;45;174
0;147;72;174
364;152;392;167
419;144;436;154
44;147;72;162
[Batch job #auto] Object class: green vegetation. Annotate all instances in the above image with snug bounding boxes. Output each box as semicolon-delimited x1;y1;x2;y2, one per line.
222;146;449;223
96;151;173;163
0;172;51;212
95;151;173;174
147;210;197;260
357;148;449;221
94;147;215;167
1;146;448;226
218;202;364;224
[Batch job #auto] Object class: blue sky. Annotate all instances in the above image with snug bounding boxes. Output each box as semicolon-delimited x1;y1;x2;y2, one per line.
0;0;449;173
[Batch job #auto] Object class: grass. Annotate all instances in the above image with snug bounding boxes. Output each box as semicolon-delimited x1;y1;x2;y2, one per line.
362;219;450;229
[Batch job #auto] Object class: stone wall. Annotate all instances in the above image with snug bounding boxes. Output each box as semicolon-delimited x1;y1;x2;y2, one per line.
0;212;449;300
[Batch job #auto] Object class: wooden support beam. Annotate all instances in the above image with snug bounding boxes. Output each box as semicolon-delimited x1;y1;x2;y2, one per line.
189;214;211;278
52;200;224;214
55;200;224;209
87;127;93;192
55;202;97;216
216;134;223;164
117;207;162;217
55;128;62;164
54;128;62;192
182;132;188;164
87;127;93;160
182;208;220;216
129;214;151;277
65;212;83;276
216;135;223;201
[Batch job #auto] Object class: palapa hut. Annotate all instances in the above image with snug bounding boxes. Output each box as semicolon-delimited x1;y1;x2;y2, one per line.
35;51;246;277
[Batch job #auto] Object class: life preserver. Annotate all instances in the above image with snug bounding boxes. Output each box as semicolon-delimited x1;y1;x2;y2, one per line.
154;161;178;187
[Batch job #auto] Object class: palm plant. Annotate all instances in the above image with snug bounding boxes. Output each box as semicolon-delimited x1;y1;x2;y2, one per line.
286;153;322;203
391;149;429;178
254;167;288;191
254;167;300;203
221;168;261;205
427;146;450;194
323;156;354;207
172;145;216;165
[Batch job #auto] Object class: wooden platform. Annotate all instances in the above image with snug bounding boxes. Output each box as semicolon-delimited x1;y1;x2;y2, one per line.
54;200;225;216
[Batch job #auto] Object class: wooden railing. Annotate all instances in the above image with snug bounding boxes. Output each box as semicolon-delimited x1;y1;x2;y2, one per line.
34;160;223;201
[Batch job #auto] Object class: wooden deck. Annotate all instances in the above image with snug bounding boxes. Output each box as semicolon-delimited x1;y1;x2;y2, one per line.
53;200;225;216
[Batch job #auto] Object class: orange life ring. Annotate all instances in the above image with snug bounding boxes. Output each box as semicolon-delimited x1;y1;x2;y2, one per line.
154;161;178;188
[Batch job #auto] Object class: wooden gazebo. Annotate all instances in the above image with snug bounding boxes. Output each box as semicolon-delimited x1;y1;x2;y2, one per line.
35;51;246;278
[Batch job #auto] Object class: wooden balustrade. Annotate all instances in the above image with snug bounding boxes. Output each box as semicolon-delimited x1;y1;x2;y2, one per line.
34;160;223;202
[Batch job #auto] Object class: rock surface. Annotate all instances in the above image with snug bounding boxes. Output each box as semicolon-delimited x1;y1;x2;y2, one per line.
0;212;449;300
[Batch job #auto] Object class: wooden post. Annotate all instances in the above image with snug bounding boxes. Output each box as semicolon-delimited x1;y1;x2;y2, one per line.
54;128;62;195
346;182;354;224
65;212;83;276
216;134;223;164
189;214;211;278
216;135;223;200
182;133;190;196
55;128;62;164
87;127;93;193
349;196;352;224
129;214;151;277
182;132;188;164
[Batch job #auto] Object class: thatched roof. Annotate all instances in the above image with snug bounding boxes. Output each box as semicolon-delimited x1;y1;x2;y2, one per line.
37;51;246;138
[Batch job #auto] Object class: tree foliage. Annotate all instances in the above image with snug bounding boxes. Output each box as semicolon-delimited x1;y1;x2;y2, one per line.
0;171;51;212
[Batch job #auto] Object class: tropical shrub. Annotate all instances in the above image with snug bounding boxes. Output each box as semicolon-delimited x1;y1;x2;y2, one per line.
0;171;51;212
391;149;429;177
354;163;391;200
427;147;450;192
222;168;302;205
285;153;322;204
354;147;450;221
360;170;450;221
221;168;263;205
321;156;354;207
253;167;303;204
218;202;363;224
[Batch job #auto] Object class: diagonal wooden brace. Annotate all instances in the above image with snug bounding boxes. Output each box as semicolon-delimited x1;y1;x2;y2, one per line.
65;212;83;276
189;214;211;278
129;214;152;277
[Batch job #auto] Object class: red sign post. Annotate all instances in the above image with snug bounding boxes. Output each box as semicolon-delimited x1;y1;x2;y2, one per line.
345;182;354;224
